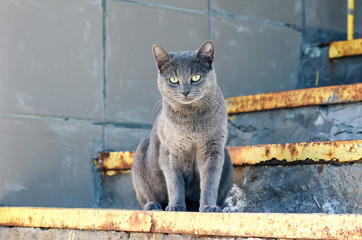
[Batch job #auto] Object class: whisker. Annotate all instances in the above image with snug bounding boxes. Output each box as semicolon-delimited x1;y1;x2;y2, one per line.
152;98;163;118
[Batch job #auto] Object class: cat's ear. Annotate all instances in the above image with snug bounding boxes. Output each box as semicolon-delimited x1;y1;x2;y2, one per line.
197;40;214;64
153;44;170;70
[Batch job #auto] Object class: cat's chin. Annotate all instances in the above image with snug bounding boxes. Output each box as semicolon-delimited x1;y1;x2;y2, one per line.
178;98;197;105
176;95;203;105
180;98;194;104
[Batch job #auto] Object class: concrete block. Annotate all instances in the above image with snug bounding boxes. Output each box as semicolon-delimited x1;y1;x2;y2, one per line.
212;16;301;97
227;106;332;146
100;173;141;210
0;227;129;240
297;47;362;89
0;1;103;120
0;117;102;207
356;1;362;35
102;126;151;210
227;102;362;146
327;103;362;141
212;0;303;27
231;164;362;214
301;26;347;45
305;0;346;33
105;126;151;151
149;0;208;12
106;1;208;124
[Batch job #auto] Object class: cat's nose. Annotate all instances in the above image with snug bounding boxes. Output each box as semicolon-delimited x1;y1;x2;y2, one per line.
180;84;190;97
182;91;190;97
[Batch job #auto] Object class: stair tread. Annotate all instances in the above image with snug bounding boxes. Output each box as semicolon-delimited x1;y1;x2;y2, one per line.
225;83;362;114
1;207;361;239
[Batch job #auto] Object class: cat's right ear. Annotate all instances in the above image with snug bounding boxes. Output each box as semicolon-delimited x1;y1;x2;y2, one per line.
152;45;170;70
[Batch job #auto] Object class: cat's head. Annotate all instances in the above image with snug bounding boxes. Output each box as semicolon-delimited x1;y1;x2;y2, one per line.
152;41;217;106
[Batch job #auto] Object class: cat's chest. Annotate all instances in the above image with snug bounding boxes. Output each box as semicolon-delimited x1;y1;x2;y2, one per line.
159;117;209;144
157;106;225;152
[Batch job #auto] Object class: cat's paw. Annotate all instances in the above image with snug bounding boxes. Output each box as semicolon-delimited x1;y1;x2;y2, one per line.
200;205;221;212
144;201;162;211
165;204;186;212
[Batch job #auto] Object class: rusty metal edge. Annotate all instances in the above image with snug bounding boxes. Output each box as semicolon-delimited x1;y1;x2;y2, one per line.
228;139;362;166
94;151;134;172
329;38;362;58
94;140;362;171
225;83;362;114
1;207;361;239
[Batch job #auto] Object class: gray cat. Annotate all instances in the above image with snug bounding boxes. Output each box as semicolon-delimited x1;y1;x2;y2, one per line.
132;41;232;212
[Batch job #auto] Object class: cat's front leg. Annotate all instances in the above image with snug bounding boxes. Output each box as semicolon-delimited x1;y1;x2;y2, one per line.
164;168;186;211
197;146;224;212
160;151;187;211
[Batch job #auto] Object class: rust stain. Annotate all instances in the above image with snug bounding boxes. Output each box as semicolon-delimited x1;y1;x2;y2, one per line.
288;144;299;157
225;83;362;114
99;152;110;159
129;212;153;232
317;165;324;174
265;146;271;158
329;38;362;58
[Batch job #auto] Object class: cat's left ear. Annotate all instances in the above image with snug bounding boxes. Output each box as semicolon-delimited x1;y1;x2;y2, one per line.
197;40;214;64
153;44;170;71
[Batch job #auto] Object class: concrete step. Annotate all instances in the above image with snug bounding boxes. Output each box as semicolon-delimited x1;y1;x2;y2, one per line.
94;141;361;213
95;83;361;213
1;207;361;239
2;85;360;239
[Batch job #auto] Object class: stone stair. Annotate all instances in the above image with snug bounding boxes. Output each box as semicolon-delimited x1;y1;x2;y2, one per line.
94;83;362;214
1;82;361;239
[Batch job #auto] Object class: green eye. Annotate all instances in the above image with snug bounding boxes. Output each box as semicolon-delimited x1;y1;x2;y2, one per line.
169;77;179;84
191;74;201;82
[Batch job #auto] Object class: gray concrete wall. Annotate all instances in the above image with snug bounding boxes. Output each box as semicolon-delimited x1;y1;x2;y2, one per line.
0;0;104;207
0;0;360;208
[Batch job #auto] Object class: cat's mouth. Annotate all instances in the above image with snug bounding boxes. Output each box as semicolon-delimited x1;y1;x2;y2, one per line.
182;96;193;103
178;94;200;104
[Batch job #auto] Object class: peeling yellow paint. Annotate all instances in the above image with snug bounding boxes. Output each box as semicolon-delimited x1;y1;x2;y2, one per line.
225;83;362;114
94;151;134;171
314;70;319;86
329;38;362;58
0;207;361;239
227;115;236;122
348;0;355;40
228;140;362;166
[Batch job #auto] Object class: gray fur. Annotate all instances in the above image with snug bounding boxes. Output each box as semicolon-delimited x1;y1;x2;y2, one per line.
132;41;232;212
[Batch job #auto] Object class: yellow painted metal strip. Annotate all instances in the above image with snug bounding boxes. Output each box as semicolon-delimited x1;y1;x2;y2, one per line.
225;83;362;114
228;140;362;166
348;0;355;40
1;207;361;239
94;151;134;171
94;140;362;172
329;38;362;58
